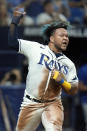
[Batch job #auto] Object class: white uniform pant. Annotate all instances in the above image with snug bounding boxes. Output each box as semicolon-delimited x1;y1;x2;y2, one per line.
16;98;64;131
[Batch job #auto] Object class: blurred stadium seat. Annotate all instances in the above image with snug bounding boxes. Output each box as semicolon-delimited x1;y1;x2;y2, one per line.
69;7;84;24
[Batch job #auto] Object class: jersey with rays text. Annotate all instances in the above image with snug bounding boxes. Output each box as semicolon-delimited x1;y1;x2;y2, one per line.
18;39;78;100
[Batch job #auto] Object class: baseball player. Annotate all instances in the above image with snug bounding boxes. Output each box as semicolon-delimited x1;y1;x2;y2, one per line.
8;7;78;131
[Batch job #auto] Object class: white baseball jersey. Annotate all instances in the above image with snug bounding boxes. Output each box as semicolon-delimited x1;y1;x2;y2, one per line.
18;39;78;100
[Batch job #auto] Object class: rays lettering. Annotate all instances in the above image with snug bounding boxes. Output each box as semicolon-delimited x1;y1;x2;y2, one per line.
38;53;68;75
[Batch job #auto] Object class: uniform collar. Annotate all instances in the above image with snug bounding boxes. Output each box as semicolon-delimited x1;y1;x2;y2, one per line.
53;52;63;57
47;45;63;58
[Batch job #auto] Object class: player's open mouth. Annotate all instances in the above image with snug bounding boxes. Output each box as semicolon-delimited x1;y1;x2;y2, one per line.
63;41;68;44
62;42;68;46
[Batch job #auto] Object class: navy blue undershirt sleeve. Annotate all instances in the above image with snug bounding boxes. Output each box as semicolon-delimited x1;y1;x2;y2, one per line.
8;24;19;51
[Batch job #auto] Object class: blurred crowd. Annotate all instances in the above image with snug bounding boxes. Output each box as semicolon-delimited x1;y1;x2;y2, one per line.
0;0;87;26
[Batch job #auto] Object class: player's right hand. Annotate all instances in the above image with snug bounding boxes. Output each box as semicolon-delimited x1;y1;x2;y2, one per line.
11;7;26;25
13;7;26;17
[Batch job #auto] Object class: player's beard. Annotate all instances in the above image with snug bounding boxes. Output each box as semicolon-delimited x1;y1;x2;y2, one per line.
54;44;67;52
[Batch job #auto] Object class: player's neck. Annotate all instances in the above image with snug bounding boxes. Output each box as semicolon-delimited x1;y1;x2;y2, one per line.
48;43;62;54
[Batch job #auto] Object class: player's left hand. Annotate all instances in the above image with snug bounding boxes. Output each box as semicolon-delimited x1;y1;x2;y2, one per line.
51;69;65;82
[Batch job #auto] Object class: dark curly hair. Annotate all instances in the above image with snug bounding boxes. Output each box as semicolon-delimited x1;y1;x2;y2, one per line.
42;20;70;44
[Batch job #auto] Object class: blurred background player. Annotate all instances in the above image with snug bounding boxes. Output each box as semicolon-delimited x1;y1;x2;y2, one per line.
0;68;22;86
77;54;87;131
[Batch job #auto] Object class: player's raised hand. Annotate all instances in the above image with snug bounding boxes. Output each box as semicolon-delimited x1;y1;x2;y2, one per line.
13;7;26;16
11;7;26;25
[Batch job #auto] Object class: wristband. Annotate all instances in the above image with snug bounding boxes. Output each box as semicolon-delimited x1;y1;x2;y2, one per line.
59;79;71;91
59;79;64;84
11;15;23;25
53;71;59;80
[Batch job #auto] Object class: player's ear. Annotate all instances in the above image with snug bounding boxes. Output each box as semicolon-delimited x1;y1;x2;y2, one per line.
50;36;54;43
